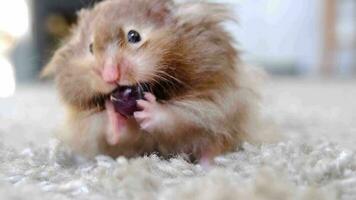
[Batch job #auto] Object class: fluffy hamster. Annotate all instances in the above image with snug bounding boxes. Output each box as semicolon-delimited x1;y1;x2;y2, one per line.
42;0;261;162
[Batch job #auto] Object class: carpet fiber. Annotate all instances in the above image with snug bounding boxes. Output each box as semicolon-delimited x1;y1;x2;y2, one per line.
1;79;356;200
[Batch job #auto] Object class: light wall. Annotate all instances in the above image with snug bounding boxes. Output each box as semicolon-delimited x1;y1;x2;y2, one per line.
211;0;323;75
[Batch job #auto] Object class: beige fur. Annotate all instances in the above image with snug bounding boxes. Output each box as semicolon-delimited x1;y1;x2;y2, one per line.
43;0;263;161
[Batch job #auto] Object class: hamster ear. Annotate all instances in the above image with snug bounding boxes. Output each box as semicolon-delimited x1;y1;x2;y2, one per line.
40;55;59;79
41;9;89;79
174;2;236;25
40;46;66;79
147;0;175;25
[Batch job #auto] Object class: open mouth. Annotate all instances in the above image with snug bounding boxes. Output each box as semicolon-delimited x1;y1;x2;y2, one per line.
90;81;170;117
107;81;171;117
109;84;148;118
86;85;144;115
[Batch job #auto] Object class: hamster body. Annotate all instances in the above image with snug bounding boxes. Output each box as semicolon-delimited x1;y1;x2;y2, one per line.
43;0;261;162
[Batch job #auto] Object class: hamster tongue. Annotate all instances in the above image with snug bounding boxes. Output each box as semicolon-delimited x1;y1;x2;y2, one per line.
105;101;127;145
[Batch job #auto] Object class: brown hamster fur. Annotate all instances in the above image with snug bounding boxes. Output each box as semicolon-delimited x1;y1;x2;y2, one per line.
43;0;262;162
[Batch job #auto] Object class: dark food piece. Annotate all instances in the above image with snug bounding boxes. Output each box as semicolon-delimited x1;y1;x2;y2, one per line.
110;82;171;117
110;86;145;117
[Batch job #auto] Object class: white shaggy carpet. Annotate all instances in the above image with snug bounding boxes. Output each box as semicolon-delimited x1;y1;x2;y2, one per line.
1;79;356;200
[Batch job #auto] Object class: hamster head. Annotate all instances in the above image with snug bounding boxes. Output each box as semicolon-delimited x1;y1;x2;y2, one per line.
43;0;238;111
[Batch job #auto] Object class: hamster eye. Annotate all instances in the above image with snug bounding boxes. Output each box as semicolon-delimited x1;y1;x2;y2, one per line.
89;43;94;54
127;30;141;43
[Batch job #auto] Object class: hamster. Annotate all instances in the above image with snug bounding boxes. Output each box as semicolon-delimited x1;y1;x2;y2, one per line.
42;0;261;163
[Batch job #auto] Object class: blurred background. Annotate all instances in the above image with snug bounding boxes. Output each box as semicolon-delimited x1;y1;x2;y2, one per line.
0;0;355;98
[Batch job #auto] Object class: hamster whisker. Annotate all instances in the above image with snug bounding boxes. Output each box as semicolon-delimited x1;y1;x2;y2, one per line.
155;69;190;89
149;72;172;87
150;72;174;88
133;77;149;96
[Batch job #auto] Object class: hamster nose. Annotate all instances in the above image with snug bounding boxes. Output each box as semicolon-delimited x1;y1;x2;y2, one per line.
102;59;120;84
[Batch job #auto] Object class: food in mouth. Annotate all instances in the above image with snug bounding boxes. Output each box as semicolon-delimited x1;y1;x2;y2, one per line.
109;81;171;117
110;85;146;117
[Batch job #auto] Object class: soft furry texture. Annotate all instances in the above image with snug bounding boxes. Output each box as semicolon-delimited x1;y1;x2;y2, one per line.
43;0;261;160
1;80;356;200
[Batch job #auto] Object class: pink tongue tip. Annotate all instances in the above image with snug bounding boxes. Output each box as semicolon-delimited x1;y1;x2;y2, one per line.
105;101;127;146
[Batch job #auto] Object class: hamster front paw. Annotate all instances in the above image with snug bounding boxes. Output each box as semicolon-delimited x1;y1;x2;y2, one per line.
134;93;166;133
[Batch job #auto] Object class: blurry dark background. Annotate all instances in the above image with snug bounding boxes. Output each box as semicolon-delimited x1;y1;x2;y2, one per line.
0;0;355;98
17;0;102;81
32;0;102;69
